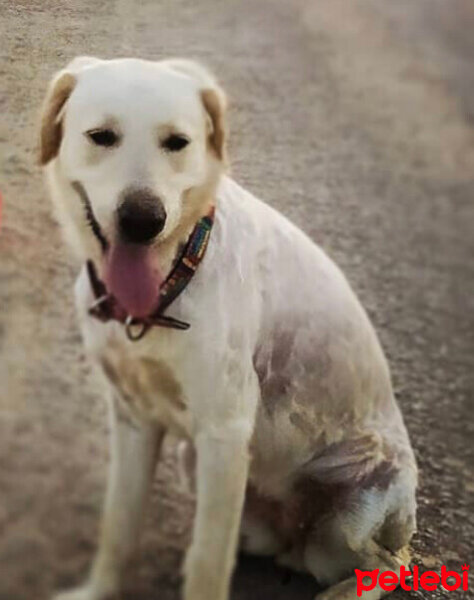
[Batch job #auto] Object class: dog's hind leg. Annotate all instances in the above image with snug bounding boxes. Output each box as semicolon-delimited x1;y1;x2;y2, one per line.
53;396;164;600
304;482;416;600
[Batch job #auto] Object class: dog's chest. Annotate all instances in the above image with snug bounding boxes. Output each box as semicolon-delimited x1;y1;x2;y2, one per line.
100;341;191;434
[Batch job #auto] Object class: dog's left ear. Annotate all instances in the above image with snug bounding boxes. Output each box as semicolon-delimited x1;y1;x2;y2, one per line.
38;71;76;166
200;87;227;161
166;59;228;162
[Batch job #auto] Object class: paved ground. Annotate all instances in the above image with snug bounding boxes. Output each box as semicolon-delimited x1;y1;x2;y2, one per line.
0;1;473;599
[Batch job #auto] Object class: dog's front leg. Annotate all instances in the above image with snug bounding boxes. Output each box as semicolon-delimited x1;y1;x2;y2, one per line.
54;398;164;600
184;422;251;600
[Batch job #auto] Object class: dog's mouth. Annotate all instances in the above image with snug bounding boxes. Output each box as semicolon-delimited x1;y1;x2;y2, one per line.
71;181;109;253
72;180;165;319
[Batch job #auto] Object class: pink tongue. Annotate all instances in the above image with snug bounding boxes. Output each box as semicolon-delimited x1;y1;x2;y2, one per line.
104;243;163;318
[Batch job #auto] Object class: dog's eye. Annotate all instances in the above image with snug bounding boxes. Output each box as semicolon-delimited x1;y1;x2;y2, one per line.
87;129;119;147
161;134;190;152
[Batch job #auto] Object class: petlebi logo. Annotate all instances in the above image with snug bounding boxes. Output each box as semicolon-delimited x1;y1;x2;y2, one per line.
355;564;469;596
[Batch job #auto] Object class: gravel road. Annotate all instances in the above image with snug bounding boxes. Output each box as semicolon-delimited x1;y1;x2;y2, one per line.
0;1;473;599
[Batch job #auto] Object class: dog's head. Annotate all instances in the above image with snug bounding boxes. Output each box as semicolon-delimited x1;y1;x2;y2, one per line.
39;57;226;318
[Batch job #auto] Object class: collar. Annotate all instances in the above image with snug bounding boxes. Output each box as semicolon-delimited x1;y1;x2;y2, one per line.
86;205;215;341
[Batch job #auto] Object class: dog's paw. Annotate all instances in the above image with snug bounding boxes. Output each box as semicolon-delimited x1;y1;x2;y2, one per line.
52;585;114;600
315;577;377;600
52;590;88;600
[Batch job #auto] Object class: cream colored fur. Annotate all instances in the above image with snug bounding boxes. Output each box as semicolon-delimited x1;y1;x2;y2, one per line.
40;57;417;600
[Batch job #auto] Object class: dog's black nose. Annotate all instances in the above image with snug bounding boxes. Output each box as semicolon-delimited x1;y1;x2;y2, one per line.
117;189;166;244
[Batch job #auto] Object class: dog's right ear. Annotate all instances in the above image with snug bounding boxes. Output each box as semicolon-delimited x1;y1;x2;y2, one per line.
39;56;101;166
38;71;76;166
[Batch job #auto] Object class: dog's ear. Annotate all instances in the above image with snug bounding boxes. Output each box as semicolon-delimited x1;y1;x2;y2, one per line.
166;59;228;162
39;56;101;166
200;87;227;161
39;72;76;165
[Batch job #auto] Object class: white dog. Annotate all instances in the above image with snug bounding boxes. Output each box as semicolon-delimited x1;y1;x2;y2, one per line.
40;57;417;600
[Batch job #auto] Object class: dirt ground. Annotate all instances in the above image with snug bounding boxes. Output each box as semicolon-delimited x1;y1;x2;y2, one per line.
0;1;473;599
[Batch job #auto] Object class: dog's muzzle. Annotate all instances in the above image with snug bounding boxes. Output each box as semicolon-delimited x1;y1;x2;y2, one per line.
85;204;216;341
